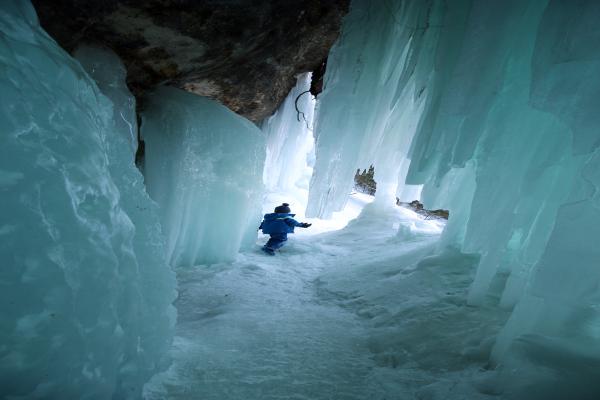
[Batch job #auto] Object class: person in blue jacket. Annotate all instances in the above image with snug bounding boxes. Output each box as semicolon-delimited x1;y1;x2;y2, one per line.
259;203;311;255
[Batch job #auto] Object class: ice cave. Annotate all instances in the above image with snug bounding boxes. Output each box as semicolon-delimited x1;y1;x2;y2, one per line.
2;0;600;399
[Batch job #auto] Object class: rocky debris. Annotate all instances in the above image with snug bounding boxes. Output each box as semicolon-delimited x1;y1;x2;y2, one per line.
32;0;349;122
397;199;450;220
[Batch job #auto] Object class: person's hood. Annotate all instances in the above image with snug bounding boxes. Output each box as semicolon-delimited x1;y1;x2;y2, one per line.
263;213;295;220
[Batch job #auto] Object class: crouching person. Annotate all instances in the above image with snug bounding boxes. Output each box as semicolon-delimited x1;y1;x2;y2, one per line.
259;203;311;255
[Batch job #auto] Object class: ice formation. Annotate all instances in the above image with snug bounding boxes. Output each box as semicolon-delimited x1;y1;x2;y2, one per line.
0;3;175;398
74;46;139;156
307;0;600;392
306;0;432;218
4;0;600;397
262;73;315;193
74;45;177;391
141;87;266;266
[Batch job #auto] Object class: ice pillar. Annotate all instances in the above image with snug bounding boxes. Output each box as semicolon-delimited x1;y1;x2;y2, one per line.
0;3;175;398
309;0;600;375
489;0;600;361
141;87;266;266
306;0;443;218
402;0;600;368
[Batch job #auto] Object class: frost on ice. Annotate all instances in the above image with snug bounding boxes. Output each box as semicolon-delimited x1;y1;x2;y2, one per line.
0;3;175;398
141;87;266;266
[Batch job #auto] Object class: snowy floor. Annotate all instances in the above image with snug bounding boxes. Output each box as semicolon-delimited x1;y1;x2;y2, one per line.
144;194;509;400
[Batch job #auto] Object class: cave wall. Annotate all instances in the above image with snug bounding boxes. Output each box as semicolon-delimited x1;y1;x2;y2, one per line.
31;0;348;122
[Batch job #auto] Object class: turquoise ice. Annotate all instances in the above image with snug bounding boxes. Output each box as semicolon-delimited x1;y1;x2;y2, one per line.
141;87;266;266
3;0;600;398
307;0;600;395
0;4;175;398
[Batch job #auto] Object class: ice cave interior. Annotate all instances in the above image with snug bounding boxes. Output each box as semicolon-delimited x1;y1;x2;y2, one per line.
2;0;600;399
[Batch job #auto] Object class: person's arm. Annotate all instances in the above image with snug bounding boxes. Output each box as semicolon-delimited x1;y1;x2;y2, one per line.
286;218;311;228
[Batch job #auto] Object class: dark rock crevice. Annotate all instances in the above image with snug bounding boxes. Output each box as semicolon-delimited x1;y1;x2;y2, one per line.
32;0;349;122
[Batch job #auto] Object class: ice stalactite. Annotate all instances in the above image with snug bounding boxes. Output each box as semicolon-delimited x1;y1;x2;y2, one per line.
306;0;438;218
0;3;175;398
262;73;315;194
484;0;600;373
308;0;600;389
405;0;568;314
141;87;265;266
403;0;599;359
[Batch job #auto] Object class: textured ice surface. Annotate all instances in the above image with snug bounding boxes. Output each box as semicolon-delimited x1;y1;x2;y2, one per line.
141;87;265;266
307;0;600;397
306;0;435;217
0;4;175;398
262;73;315;193
74;45;177;393
401;2;600;381
75;46;138;156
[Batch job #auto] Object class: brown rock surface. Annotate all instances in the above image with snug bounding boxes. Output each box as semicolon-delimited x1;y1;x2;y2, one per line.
32;0;348;121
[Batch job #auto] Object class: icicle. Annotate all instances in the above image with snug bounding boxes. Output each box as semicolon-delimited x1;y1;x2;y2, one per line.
306;0;442;218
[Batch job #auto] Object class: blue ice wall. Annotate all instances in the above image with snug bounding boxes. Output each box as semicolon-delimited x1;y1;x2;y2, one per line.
308;0;600;389
0;3;175;398
306;0;443;218
141;87;266;267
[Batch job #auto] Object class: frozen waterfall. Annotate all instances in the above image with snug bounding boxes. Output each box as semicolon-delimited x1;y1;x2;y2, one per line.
3;0;600;398
262;72;315;194
141;87;265;266
306;0;600;395
0;4;175;398
306;0;433;217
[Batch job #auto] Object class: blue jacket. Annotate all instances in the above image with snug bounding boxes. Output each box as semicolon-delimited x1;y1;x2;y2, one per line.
259;213;303;235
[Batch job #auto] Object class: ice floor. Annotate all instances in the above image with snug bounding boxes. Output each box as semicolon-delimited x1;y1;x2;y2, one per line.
144;194;509;400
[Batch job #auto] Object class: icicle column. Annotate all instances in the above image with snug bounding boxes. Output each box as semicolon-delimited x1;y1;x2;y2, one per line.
310;0;600;386
142;87;265;266
306;0;441;218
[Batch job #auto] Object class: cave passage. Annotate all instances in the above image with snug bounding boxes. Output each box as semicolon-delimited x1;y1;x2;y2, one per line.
144;194;477;400
3;0;600;399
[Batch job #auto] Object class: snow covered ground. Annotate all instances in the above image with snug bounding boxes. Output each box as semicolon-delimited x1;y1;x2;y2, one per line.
144;193;510;400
